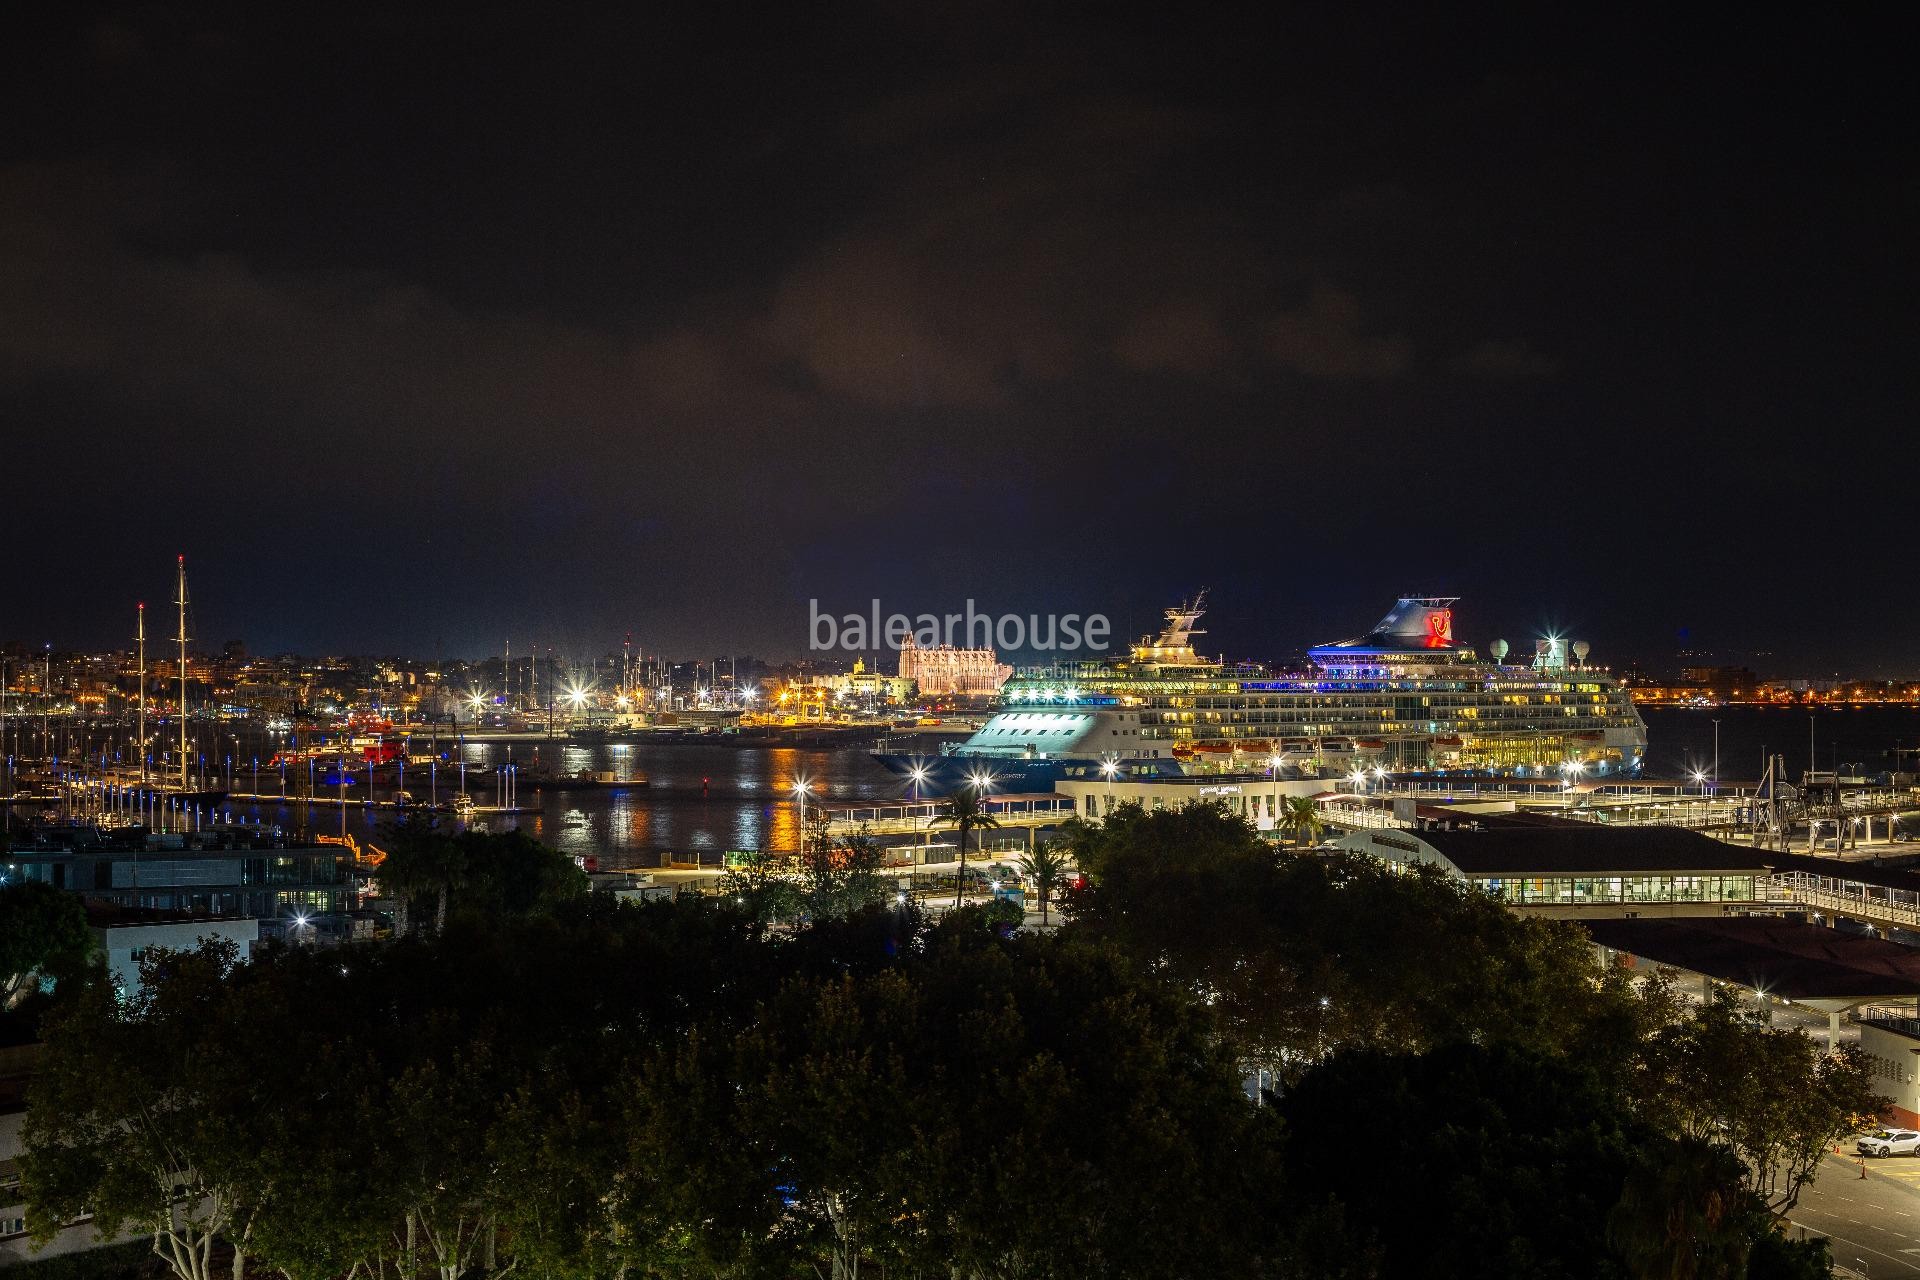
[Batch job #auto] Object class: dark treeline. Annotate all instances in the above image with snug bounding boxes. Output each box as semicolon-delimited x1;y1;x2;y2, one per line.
14;806;1882;1279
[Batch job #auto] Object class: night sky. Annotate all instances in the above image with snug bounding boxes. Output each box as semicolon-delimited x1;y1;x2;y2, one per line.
2;8;1912;673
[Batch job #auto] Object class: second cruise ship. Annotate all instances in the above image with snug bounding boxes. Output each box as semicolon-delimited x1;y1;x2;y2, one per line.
873;594;1647;793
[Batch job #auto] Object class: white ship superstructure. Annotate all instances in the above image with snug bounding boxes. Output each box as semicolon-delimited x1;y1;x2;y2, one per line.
1003;595;1646;777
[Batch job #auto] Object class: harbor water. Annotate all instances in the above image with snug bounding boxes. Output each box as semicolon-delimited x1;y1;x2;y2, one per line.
199;706;1920;865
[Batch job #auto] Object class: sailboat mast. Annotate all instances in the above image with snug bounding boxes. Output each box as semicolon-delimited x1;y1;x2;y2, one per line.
137;602;147;784
176;556;189;792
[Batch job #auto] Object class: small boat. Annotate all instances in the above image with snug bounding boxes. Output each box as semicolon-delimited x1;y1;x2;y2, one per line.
526;769;650;792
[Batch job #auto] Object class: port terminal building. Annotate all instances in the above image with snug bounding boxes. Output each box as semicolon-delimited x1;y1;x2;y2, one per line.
1330;818;1920;1102
1329;824;1776;919
1584;917;1920;1122
1057;774;1330;831
823;774;1329;856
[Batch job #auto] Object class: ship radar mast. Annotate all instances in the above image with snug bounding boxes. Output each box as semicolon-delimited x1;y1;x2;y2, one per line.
136;602;146;784
175;555;190;791
1131;589;1216;666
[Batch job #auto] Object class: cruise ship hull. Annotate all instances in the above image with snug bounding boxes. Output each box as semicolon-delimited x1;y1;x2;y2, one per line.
869;754;1069;795
869;751;1189;796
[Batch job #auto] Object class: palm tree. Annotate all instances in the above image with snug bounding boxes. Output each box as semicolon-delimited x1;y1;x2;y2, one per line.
1283;795;1324;847
933;785;1000;909
379;816;466;935
1606;1136;1751;1280
1013;838;1072;926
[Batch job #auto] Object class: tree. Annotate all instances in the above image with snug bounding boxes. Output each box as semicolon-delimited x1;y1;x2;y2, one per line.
1281;1041;1786;1280
377;814;465;934
626;922;1288;1279
799;821;888;922
718;847;803;930
1606;1136;1756;1280
1013;838;1071;925
1636;988;1883;1213
379;819;584;934
932;786;999;910
22;941;262;1280
1281;794;1324;846
1066;803;1646;1077
449;828;586;922
0;880;93;1010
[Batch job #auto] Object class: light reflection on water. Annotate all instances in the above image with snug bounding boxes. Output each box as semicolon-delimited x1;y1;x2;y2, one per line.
221;743;901;867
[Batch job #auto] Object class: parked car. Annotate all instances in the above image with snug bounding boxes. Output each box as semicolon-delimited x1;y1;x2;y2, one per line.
1858;1129;1920;1157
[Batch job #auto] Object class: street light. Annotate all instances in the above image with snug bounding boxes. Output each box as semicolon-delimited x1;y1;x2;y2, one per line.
909;764;929;888
1100;755;1119;815
792;776;813;850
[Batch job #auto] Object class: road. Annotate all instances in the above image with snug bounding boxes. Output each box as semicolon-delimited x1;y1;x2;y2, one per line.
1792;1152;1920;1278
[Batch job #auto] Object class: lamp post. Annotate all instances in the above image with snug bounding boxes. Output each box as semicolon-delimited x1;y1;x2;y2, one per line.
792;776;813;854
1100;755;1119;818
963;769;994;906
909;764;928;892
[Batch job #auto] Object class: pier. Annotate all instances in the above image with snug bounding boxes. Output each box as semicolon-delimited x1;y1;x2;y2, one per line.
820;793;1076;853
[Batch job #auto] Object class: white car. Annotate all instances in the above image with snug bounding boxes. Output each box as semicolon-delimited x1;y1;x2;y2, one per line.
1858;1129;1920;1158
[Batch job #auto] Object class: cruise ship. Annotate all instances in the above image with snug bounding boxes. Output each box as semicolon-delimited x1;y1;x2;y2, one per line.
872;594;1647;793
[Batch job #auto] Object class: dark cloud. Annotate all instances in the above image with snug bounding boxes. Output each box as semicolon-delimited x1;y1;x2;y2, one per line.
0;7;1914;671
1116;302;1232;376
1455;338;1561;380
1266;286;1411;380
